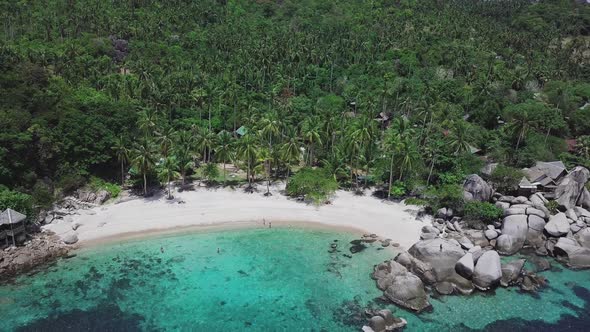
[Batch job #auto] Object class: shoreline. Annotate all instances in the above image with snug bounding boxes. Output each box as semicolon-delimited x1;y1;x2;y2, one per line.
78;219;377;249
43;183;429;251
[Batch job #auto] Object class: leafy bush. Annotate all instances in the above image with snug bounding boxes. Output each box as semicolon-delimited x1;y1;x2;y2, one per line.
546;200;559;214
389;181;407;199
489;165;524;194
286;168;338;204
32;182;55;209
404;197;427;206
424;184;464;212
89;177;121;199
56;172;87;194
0;186;33;221
463;201;503;224
203;163;220;184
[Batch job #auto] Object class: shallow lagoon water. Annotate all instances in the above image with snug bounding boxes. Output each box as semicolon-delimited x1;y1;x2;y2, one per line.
1;227;590;331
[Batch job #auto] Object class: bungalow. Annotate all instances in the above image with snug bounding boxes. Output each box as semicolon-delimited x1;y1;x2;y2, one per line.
520;161;568;197
0;208;27;247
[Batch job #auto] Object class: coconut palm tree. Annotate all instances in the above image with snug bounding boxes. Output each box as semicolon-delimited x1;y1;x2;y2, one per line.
215;130;234;185
157;156;180;199
173;130;196;186
448;120;472;155
112;135;130;186
157;127;176;158
302;118;322;166
132;139;156;196
236;134;258;187
280;132;301;179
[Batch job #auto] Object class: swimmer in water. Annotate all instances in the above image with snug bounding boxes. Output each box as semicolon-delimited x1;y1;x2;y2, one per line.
217;247;220;254
160;246;164;253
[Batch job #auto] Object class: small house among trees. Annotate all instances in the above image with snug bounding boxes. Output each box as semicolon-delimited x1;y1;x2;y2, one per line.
520;161;568;197
0;208;27;247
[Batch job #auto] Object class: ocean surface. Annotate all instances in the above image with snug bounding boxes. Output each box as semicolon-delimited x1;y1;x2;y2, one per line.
1;227;590;331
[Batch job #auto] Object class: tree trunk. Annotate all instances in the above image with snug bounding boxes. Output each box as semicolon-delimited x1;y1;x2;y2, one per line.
223;160;227;186
167;175;172;200
388;152;394;199
121;160;125;186
427;157;436;186
143;173;147;196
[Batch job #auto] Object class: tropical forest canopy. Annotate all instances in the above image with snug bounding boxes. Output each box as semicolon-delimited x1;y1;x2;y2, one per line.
1;0;590;209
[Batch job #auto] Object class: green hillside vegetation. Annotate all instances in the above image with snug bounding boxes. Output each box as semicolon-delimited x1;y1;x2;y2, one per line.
1;0;589;213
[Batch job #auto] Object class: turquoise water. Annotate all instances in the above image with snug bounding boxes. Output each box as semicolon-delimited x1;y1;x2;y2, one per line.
1;228;590;331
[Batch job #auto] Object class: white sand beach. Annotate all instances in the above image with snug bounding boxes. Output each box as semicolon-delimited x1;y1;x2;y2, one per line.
43;184;429;249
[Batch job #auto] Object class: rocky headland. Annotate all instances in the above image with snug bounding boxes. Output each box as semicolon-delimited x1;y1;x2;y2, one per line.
364;166;590;331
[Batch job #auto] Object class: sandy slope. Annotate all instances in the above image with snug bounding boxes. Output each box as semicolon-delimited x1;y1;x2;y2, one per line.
43;184;429;250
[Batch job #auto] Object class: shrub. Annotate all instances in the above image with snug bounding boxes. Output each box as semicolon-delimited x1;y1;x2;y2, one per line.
489;165;524;194
463;201;503;224
404;197;426;206
32;182;54;209
203;163;220;184
89;177;121;199
286;167;338;204
0;186;34;221
424;184;464;212
389;181;407;199
546;200;559;214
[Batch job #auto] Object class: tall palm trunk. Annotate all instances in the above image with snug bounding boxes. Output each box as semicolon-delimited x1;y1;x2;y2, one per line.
143;173;147;196
223;159;227;185
121;160;125;186
167;175;172;199
388;152;394;199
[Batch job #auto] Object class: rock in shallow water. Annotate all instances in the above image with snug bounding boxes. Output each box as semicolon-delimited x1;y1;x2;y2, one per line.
500;259;526;287
455;253;474;279
472;250;502;290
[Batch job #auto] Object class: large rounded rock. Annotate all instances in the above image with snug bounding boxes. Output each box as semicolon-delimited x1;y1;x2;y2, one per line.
553;237;590;269
575;228;590;249
526;208;547;219
500;215;528;252
554;166;590;209
504;208;526;216
408;239;465;282
383;273;430;312
545;213;570;237
62;233;78;245
463;174;493;202
369;316;386;332
528;215;546;231
495;234;520;255
500;259;526;287
485;229;499;240
455;253;474;279
473;251;502;290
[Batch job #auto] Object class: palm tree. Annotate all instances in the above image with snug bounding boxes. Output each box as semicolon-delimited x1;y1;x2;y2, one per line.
157;156;180;199
302;118;322;166
132;140;156;196
236;134;258;187
112;135;130;186
173;130;196;186
196;128;217;163
215;130;234;185
280;133;300;179
448;120;472;155
137;109;158;139
157;127;176;158
395;137;421;181
255;146;272;195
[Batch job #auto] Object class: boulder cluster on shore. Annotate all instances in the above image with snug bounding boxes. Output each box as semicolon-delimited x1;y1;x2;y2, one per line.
0;233;70;280
0;188;111;281
369;166;590;320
